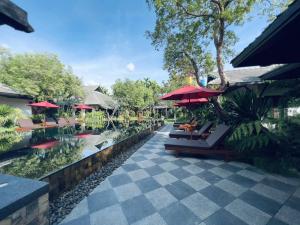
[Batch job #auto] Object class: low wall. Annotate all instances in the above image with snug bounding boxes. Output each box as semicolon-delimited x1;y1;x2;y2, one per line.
40;122;164;200
0;174;49;225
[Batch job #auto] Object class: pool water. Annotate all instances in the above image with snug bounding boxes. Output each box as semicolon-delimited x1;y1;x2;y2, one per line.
0;122;150;179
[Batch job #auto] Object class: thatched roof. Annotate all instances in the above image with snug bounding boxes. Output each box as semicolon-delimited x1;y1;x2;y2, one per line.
0;83;32;99
83;86;118;110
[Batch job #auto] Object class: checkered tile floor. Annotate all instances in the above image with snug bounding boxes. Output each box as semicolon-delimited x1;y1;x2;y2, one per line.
60;125;300;225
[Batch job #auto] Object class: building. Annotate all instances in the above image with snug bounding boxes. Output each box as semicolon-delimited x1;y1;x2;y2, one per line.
0;83;33;116
83;86;119;113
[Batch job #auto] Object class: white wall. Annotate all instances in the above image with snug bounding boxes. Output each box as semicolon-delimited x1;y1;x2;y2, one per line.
0;96;32;117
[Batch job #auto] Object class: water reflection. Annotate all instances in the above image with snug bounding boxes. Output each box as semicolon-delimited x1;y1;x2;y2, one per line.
0;121;150;179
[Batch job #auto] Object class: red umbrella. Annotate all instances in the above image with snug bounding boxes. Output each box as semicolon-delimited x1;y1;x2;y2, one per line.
75;133;92;138
31;140;59;149
28;101;59;108
161;85;199;100
161;85;222;100
175;98;209;107
73;104;94;110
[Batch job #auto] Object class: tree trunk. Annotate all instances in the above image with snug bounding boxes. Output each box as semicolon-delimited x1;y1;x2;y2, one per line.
216;44;227;90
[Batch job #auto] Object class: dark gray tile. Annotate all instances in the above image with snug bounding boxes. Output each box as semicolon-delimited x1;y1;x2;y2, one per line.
132;155;148;162
285;196;300;211
136;177;161;193
108;174;132;187
239;190;281;215
151;157;168;164
267;218;289;225
122;163;141;172
61;215;90;225
172;159;190;167
195;161;215;170
165;180;196;200
169;168;192;180
121;195;155;224
205;209;248;225
261;178;296;193
201;186;235;207
159;202;200;225
219;164;242;173
87;189;118;213
228;174;256;188
197;170;223;184
145;165;165;176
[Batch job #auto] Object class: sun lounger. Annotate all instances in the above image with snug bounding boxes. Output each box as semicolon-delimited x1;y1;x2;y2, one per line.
169;122;213;140
165;124;233;161
17;119;42;129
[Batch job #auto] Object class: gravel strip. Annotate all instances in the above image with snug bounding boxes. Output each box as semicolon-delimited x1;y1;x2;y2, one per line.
49;132;156;225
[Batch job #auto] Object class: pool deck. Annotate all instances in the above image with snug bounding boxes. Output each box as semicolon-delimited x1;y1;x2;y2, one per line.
60;125;300;225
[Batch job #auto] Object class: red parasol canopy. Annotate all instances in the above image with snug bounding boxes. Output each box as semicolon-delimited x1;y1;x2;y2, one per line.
73;104;94;110
161;85;222;100
161;85;199;100
175;98;209;107
75;133;92;138
28;101;59;108
31;140;59;149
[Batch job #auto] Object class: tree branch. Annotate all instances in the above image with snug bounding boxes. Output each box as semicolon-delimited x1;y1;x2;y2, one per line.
176;1;213;18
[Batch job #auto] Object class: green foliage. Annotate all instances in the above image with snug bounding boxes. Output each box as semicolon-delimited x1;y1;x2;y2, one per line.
31;114;44;123
0;51;84;102
0;104;24;153
85;111;106;128
112;78;161;112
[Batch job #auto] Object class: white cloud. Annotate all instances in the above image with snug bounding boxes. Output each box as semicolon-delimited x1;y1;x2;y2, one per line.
126;62;135;72
0;43;10;49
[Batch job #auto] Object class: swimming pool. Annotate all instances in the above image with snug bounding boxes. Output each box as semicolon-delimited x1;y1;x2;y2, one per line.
0;121;151;179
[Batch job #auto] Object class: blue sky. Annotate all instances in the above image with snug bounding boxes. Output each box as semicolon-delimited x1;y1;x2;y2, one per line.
0;0;268;88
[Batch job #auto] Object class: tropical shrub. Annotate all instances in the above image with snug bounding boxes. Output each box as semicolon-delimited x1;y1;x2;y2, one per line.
85;111;105;128
0;104;24;153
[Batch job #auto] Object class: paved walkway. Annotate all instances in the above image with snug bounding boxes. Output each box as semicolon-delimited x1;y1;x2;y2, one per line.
60;125;300;225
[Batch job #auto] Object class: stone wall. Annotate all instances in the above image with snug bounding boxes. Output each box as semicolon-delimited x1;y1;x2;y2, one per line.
0;193;48;225
41;123;164;200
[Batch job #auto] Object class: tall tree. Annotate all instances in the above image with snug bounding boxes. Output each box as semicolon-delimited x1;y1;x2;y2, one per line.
0;52;84;102
147;0;258;89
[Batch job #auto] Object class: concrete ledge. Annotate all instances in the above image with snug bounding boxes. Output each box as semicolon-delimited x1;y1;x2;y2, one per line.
0;174;48;220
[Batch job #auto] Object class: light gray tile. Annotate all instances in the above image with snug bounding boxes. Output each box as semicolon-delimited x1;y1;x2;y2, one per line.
206;160;224;166
112;167;126;175
153;172;178;186
237;170;264;182
145;153;160;160
181;193;220;220
137;160;156;168
145;188;177;210
91;179;112;194
90;204;128;225
62;198;89;223
251;183;289;203
114;183;142;202
162;155;177;161
182;157;200;164
183;165;204;175
209;167;233;178
132;213;167;225
159;162;179;171
275;206;300;225
215;180;247;197
228;161;250;169
183;176;210;191
128;169;150;181
225;199;271;225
